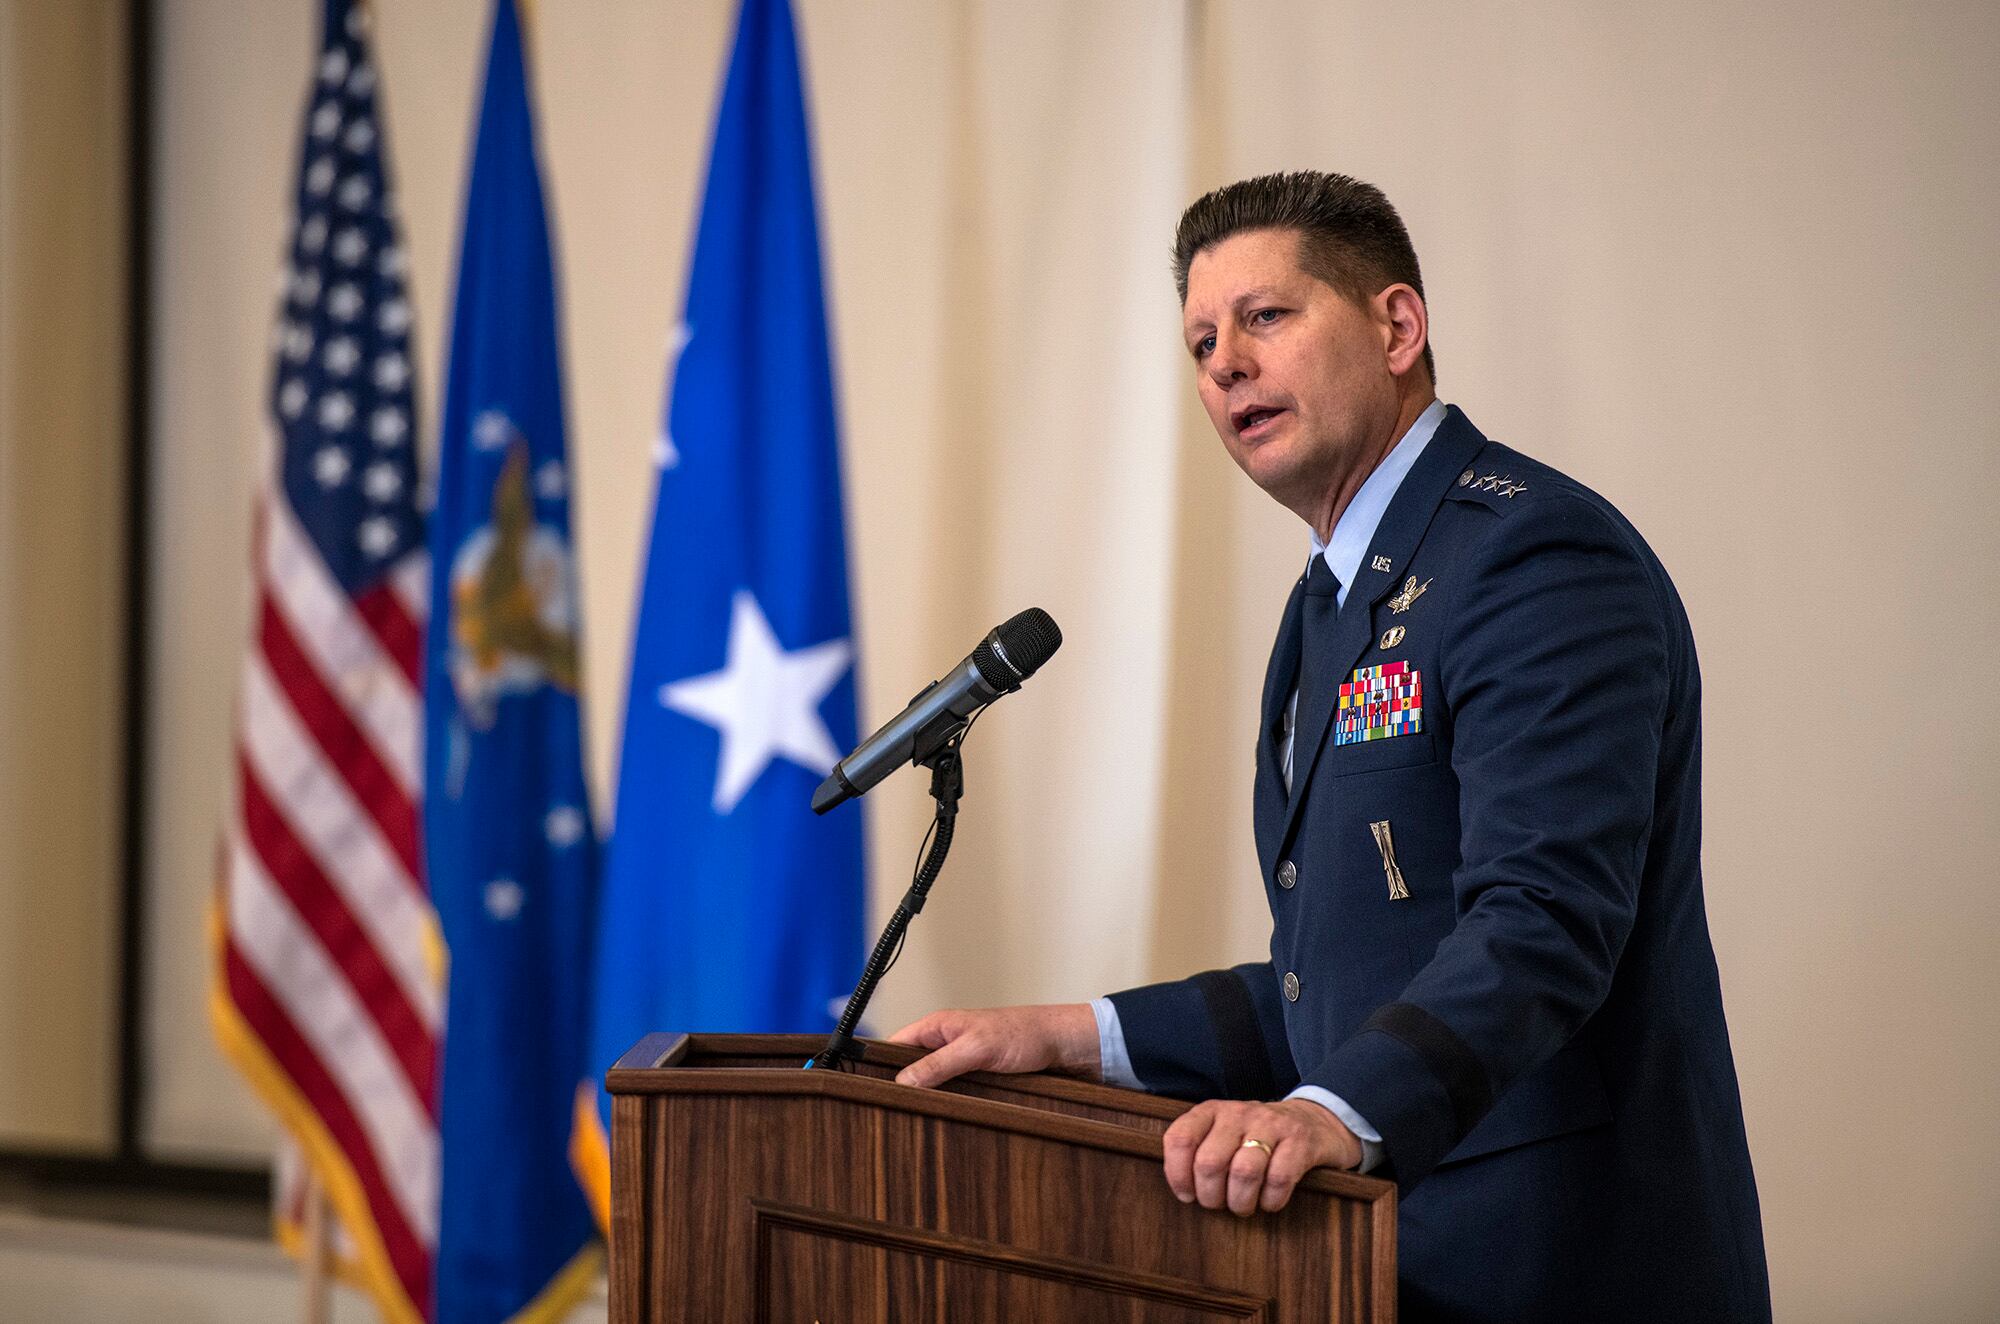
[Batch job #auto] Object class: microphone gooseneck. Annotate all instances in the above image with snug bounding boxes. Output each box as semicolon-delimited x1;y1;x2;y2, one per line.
806;608;1062;1072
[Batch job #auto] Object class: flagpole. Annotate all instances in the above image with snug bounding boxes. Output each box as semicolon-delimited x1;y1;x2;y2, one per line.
300;1171;332;1324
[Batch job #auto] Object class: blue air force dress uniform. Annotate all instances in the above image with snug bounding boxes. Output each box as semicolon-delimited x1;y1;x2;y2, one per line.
1105;404;1771;1321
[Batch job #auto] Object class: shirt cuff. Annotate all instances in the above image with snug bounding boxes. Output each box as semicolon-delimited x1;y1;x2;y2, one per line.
1090;996;1144;1090
1286;1085;1386;1173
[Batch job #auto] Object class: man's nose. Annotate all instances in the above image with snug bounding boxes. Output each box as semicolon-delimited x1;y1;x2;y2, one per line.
1207;328;1254;384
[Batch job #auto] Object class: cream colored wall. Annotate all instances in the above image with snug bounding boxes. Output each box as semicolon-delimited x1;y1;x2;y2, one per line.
110;0;2000;1319
0;0;126;1153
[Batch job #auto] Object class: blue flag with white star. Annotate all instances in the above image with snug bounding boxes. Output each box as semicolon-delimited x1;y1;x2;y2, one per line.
423;1;599;1317
575;0;866;1224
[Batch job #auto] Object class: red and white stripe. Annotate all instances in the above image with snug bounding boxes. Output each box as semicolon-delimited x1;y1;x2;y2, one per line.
218;471;438;1317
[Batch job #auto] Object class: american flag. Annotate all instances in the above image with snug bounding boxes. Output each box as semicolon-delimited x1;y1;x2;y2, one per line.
210;3;437;1321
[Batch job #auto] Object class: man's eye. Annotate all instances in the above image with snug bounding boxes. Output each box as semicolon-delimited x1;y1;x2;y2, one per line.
1194;334;1215;358
1251;308;1282;325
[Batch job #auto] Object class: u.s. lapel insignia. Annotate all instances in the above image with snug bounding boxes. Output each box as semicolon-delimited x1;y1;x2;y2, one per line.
1379;625;1406;650
1369;820;1411;900
1370;554;1392;573
1387;575;1431;614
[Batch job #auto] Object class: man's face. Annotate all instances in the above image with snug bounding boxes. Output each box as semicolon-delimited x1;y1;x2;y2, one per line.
1181;228;1408;526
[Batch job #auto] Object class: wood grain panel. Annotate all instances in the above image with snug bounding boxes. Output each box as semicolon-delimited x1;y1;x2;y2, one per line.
606;1034;1394;1323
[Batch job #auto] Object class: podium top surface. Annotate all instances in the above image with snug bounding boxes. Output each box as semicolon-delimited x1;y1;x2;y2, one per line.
607;1032;1390;1205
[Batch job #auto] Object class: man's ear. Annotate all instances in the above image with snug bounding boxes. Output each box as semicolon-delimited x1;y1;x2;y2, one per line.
1378;283;1429;379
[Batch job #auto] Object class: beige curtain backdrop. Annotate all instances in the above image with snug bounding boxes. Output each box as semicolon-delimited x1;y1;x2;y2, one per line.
0;0;1981;1318
0;0;127;1154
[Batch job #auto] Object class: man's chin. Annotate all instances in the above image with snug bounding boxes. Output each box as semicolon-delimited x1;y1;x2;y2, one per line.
1238;447;1308;506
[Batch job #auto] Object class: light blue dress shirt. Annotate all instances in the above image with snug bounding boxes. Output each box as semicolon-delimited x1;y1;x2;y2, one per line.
1093;398;1448;1175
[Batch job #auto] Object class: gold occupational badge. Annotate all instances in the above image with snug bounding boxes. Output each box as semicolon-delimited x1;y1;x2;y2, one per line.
1379;626;1406;650
1387;576;1431;614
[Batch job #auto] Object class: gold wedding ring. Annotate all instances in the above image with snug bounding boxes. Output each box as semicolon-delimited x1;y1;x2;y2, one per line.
1239;1137;1274;1158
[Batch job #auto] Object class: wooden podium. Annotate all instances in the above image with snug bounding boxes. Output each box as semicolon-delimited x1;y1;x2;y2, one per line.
606;1033;1396;1322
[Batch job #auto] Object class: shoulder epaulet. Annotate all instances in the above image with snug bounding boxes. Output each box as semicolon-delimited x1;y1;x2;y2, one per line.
1443;460;1534;513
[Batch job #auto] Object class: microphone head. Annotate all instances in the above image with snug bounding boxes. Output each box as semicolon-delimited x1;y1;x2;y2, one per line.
972;608;1062;691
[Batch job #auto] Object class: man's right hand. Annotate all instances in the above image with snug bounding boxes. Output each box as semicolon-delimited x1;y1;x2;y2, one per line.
887;1003;1102;1089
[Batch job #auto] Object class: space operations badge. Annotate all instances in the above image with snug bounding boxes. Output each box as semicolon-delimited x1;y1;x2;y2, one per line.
1336;662;1422;746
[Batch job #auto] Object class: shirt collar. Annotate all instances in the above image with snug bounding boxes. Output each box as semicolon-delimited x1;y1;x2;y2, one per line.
1312;398;1448;600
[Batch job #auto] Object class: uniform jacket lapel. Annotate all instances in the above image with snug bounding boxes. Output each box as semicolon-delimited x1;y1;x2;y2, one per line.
1277;406;1488;851
1254;573;1307;875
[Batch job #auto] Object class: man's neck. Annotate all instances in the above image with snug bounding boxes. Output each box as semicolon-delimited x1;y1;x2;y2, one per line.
1306;387;1438;543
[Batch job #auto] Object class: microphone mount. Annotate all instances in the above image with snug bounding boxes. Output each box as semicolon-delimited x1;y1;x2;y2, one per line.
808;731;966;1071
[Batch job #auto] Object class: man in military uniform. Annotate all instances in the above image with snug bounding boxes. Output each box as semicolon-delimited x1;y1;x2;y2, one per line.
890;171;1770;1321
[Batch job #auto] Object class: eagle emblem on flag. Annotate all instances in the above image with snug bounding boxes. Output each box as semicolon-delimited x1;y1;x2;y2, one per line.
447;420;581;728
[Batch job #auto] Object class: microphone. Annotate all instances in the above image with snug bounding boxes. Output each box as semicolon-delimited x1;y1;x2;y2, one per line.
812;608;1061;814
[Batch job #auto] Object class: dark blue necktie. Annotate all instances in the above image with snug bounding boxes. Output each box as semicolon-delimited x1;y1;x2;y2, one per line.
1289;554;1341;787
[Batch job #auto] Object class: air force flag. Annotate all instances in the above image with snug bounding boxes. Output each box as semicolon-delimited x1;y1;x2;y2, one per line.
575;0;867;1227
425;1;600;1318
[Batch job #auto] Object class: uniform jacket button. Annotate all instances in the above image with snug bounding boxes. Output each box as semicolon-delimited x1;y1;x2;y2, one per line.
1282;971;1301;1002
1277;859;1297;890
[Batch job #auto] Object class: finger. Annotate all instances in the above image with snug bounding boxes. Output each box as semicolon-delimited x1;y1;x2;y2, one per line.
1226;1136;1276;1216
1257;1139;1307;1213
885;1012;954;1047
1161;1106;1217;1203
894;1031;990;1088
1192;1116;1247;1210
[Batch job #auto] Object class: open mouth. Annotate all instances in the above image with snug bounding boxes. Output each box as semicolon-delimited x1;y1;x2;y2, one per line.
1232;405;1286;439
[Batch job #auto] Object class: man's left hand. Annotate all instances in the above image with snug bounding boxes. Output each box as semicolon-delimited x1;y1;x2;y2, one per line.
1161;1098;1363;1215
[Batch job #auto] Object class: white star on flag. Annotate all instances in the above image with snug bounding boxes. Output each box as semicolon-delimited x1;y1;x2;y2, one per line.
543;805;586;847
484;878;524;921
658;590;852;814
534;459;566;499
